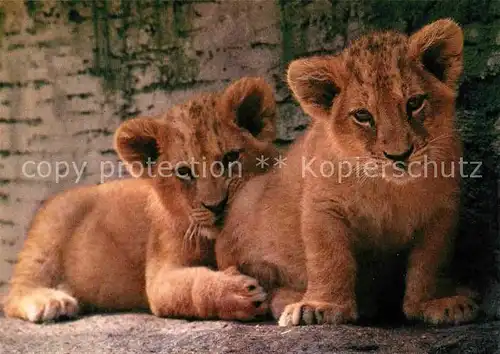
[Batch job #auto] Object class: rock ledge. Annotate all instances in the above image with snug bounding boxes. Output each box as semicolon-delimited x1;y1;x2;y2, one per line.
1;313;499;354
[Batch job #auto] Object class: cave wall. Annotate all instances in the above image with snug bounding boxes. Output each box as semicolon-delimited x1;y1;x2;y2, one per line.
0;0;498;317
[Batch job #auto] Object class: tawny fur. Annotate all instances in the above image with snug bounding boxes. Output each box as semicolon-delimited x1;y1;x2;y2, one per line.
216;19;479;326
4;77;278;323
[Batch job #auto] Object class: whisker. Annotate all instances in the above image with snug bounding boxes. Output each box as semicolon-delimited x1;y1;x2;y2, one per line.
412;149;429;159
426;133;455;145
189;223;196;244
357;163;373;184
193;224;201;251
413;134;456;158
197;223;202;240
183;222;194;251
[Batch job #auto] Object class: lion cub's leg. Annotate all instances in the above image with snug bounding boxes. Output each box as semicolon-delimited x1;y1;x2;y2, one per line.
146;265;268;321
4;249;79;323
403;212;479;325
278;208;358;326
4;217;80;322
269;288;304;320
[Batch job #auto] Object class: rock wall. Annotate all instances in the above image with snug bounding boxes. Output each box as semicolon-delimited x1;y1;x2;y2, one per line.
0;0;498;317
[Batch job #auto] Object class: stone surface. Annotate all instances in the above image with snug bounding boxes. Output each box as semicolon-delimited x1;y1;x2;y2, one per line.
0;312;499;354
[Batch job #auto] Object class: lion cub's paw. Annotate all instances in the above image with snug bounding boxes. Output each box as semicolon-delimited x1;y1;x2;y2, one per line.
405;295;479;325
16;288;79;323
278;301;358;326
218;267;268;321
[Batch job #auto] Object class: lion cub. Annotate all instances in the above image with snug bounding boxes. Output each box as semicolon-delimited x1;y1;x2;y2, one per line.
216;19;479;326
4;77;277;323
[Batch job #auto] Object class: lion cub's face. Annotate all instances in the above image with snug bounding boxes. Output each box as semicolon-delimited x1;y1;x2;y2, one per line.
287;20;463;183
114;77;277;238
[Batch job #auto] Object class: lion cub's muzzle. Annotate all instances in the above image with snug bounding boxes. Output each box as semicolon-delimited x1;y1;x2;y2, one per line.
383;144;414;163
186;196;228;243
202;195;228;221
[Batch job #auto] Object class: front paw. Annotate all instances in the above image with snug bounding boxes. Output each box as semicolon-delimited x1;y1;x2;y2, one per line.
278;300;358;326
404;295;479;325
218;270;268;321
6;288;79;323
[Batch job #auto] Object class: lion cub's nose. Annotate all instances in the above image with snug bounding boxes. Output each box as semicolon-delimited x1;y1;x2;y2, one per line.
383;144;414;162
202;196;228;215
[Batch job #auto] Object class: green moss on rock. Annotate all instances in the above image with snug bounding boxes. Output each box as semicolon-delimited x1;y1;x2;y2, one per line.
87;0;199;95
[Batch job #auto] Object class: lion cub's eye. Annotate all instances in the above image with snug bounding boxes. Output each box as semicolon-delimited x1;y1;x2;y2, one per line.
222;150;241;168
175;165;194;182
407;94;427;115
351;109;374;126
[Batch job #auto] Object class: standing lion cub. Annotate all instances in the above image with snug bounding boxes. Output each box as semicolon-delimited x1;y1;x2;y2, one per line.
4;77;278;323
216;19;479;326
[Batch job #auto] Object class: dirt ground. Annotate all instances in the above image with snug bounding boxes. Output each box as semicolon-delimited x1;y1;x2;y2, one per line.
0;312;499;354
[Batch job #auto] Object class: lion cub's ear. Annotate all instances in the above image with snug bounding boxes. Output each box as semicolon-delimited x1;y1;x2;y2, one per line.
286;55;346;120
221;77;277;143
114;117;164;177
408;18;464;90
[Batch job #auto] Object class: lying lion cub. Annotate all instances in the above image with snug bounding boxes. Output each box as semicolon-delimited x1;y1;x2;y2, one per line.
216;19;479;326
4;77;278;323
